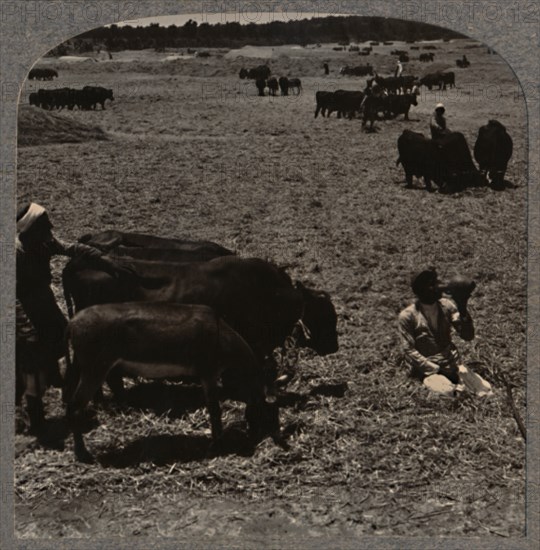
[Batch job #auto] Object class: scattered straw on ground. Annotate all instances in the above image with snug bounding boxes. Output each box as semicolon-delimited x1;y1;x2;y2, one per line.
18;105;108;147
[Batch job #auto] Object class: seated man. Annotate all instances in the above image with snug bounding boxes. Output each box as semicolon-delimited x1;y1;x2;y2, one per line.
398;268;492;397
430;103;451;140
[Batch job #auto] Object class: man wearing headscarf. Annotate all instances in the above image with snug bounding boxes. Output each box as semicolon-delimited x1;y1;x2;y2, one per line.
398;268;492;397
16;202;133;432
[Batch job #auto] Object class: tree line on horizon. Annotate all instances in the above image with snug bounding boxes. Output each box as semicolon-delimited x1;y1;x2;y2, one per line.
45;16;466;56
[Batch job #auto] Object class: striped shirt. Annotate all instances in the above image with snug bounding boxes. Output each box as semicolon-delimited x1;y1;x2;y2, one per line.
398;298;474;379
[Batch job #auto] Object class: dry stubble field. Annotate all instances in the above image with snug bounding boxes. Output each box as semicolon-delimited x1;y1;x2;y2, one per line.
15;39;527;540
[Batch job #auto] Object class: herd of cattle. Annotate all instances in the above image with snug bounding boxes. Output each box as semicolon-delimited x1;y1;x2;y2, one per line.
238;65;302;97
314;90;417;124
19;48;514;459
29;86;114;110
28;68;58;80
313;69;458;126
20;230;339;462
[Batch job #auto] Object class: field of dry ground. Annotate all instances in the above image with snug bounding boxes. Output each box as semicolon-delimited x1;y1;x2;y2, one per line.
15;38;527;540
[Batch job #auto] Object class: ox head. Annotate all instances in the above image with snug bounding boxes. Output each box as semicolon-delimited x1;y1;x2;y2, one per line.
296;282;338;355
107;89;114;101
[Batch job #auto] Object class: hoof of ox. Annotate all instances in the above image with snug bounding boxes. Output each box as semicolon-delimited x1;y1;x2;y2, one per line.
75;449;95;464
271;432;290;450
207;438;225;457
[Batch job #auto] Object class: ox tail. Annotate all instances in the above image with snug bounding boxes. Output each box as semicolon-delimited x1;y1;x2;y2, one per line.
62;265;75;318
62;323;76;404
396;156;402;166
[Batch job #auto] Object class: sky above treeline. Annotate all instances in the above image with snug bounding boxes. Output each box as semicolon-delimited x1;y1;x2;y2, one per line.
114;12;348;27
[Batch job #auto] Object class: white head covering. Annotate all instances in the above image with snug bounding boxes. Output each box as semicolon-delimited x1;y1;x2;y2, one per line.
17;203;46;235
16;203;47;251
435;102;445;110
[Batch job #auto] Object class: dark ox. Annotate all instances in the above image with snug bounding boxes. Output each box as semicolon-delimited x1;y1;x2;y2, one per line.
63;255;339;396
287;78;302;95
267;77;279;96
340;65;373;77
66;303;281;463
278;76;289;96
333;90;364;119
397;130;485;192
255;78;266;96
29;93;40;107
82;86;114;110
65;232;234;318
383;93;418;120
314;90;364;119
402;76;419;94
314;91;334;118
420;72;455;91
78;230;233;256
108;245;233;263
474;120;513;189
361;92;386;130
247;65;271;80
374;75;403;94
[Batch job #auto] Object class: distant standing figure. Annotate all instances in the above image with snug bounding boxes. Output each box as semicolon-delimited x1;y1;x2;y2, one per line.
430;103;451;140
323;62;329;75
395;60;403;77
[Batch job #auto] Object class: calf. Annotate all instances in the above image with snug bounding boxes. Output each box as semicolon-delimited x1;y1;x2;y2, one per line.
66;303;280;462
287;78;302;94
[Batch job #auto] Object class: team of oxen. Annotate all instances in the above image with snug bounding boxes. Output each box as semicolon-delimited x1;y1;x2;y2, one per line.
239;65;302;97
24;230;339;462
29;86;114;111
314;70;457;126
397;120;513;192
